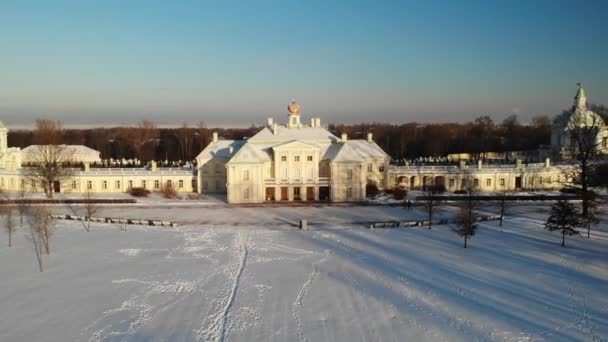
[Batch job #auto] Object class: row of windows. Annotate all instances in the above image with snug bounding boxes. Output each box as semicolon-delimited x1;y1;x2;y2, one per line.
444;176;555;188
367;163;385;172
75;179;189;190
280;155;314;162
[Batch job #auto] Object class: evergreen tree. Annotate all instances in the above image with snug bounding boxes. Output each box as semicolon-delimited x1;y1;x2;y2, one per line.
545;200;581;247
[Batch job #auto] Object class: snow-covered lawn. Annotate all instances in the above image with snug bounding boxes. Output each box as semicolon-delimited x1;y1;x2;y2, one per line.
1;204;607;342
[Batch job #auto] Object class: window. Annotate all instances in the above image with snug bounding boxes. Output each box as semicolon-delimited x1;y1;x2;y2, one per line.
347;169;353;180
547;176;551;183
102;180;108;190
379;165;384;172
155;180;160;189
32;180;36;188
474;179;479;187
346;187;353;198
294;156;300;162
281;155;287;161
192;179;197;190
500;178;505;187
449;179;455;187
486;179;491;186
307;155;313;161
167;180;172;188
244;187;249;199
603;137;607;148
72;180;77;189
179;180;184;188
87;181;93;190
243;169;249;181
368;163;373;172
128;180;133;188
21;179;25;189
539;177;543;184
461;179;466;188
141;180;146;188
215;164;221;174
116;180;121;189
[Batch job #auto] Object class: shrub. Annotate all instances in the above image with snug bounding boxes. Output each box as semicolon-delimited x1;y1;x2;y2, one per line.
129;187;150;197
393;187;407;200
162;185;177;199
366;183;380;197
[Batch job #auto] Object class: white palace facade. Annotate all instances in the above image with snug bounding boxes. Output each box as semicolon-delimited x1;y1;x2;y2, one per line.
0;85;603;203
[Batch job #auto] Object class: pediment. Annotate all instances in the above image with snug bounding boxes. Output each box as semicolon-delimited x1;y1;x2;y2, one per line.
272;140;320;151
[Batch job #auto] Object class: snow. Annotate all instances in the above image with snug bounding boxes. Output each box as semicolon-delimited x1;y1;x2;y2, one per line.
1;203;607;341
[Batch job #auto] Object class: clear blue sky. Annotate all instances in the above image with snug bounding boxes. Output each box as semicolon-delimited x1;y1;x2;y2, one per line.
1;0;607;127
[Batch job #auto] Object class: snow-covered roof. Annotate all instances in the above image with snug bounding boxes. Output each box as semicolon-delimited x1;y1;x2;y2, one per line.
227;143;272;164
196;140;245;160
328;141;387;162
21;145;100;156
247;125;339;144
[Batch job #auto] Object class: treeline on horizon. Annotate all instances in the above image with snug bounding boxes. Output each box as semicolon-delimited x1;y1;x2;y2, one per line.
7;104;607;162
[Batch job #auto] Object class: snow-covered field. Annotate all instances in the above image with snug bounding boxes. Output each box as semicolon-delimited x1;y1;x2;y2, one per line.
1;204;607;342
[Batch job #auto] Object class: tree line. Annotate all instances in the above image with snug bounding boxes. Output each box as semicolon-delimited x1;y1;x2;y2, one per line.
6;115;550;162
8;105;608;162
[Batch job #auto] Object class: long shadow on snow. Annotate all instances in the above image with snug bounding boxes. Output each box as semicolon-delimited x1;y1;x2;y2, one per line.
296;227;606;341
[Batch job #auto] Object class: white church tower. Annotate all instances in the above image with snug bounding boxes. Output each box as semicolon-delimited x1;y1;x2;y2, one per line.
0;121;7;154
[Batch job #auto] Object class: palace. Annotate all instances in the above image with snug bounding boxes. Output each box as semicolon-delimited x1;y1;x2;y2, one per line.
196;100;390;203
0;85;602;202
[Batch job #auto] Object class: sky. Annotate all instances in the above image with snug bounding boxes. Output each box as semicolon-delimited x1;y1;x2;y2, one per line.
0;0;607;128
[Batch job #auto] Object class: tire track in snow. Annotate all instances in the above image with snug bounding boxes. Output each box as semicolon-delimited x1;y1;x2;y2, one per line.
198;231;249;342
292;262;319;342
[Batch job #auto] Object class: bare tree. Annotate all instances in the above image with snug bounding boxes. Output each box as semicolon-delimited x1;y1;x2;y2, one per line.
177;122;193;161
582;199;601;238
453;181;479;248
125;120;159;161
23;145;75;198
196;121;210;150
562;106;606;216
28;207;55;255
83;190;99;232
4;208;16;247
421;185;442;229
497;191;510;227
33;119;63;145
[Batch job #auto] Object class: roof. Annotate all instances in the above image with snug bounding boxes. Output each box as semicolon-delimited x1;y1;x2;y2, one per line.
21;145;100;155
331;140;389;162
227;143;272;164
247;125;339;144
195;140;245;160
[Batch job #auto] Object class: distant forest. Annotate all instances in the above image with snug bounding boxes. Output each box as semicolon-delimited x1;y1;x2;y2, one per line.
7;104;607;162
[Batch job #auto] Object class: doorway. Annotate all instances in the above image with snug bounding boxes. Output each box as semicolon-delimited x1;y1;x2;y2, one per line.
515;176;522;189
281;187;288;201
53;181;61;193
306;187;314;201
265;187;275;201
319;186;330;201
294;187;301;201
